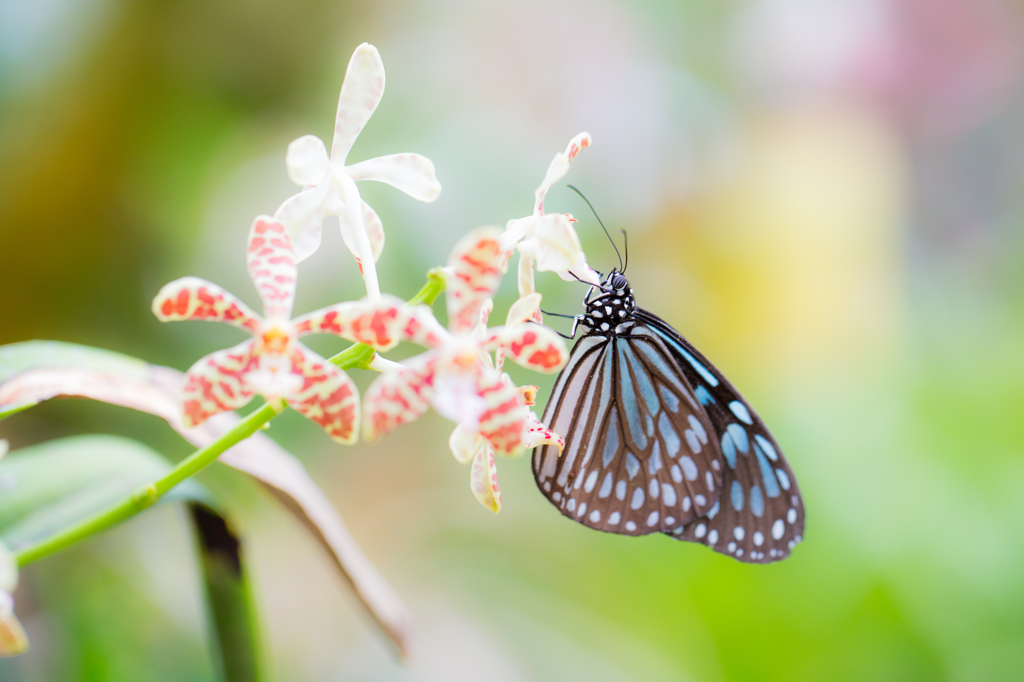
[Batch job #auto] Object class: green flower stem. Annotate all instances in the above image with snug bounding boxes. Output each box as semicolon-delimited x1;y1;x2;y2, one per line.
14;269;446;568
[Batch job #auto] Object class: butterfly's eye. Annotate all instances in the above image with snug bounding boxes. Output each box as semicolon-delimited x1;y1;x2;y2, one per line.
609;272;628;290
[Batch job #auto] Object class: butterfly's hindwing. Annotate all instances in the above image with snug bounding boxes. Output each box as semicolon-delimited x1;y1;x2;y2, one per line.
635;310;805;563
533;324;723;535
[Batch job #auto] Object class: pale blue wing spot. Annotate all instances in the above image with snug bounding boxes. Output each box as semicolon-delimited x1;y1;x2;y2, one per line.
726;423;749;453
602;417;619;468
686;415;708;444
776;468;791;491
625;452;640;479
649;479;660;499
749;484;765;517
653;331;720;387
630;487;645;510
685;429;701;454
584;470;599;493
680;456;698;481
695;385;714;405
617;345;648;450
755;434;778;462
648;442;663;474
645;413;655;437
721;431;737;468
730;480;744;511
662;483;677;506
658;411;680;457
729;400;752;425
707;500;720;519
615;480;627;500
621;343;660;414
670;464;683;482
599;344;614;405
658;385;680;412
754;444;781;497
599;472;613;498
632;336;691;396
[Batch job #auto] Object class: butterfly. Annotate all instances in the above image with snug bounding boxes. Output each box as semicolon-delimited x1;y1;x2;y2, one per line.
531;221;803;563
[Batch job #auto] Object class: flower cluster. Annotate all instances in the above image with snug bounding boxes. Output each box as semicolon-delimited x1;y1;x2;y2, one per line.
153;43;597;513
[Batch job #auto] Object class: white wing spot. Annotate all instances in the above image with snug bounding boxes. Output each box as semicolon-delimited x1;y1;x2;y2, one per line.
772;519;785;539
711;459;721;471
680;456;698;480
625;521;637;532
601;322;610;331
705;471;714;491
728;542;737;553
577;502;587;517
695;523;707;538
584;470;599;493
708;529;718;544
553;491;561;502
608;511;621;525
574;469;586;489
687;415;708;444
566;498;576;512
734;526;745;540
630;487;645;510
649;479;660;499
543;481;551;492
665;516;674;525
670;464;683;482
753;531;764;546
646;511;660;527
615;480;627;500
662;484;677;506
599;472;613;498
685;429;702;454
787;508;797;524
695;494;706;506
589;509;601;523
683;496;692;511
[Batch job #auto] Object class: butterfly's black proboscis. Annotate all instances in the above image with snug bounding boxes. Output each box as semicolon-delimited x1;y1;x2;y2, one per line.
532;270;804;563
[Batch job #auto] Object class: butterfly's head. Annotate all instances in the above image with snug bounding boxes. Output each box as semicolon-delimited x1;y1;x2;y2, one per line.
605;270;629;293
583;270;635;332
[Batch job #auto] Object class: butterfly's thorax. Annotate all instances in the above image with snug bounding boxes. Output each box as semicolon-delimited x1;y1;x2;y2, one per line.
580;271;636;336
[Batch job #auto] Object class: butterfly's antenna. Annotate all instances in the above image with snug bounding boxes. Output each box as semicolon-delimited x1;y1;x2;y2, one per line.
540;309;578;318
566;184;623;272
620;229;629;274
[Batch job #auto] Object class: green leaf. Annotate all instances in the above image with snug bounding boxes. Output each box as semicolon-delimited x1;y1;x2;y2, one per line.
0;436;264;681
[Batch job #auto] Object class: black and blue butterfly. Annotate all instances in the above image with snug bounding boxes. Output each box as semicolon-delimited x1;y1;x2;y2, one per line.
532;192;804;564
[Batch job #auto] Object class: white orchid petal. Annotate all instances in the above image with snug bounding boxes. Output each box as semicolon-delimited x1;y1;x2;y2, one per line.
534;132;591;214
332;43;386;166
338;199;385;263
449;424;483;464
506;293;542;326
286;135;331;187
346;153;441;203
519;213;595;282
337;173;381;299
273;180;331;263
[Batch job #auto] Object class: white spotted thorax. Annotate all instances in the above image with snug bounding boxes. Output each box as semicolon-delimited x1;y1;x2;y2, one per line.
579;271;636;336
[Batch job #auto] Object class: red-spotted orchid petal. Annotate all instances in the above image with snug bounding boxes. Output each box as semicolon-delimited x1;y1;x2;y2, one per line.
534;131;591;214
362;352;439;442
524;411;564;451
152;277;262;333
487;324;567;373
247;217;297;320
182;341;259;428
286;345;360;444
475;373;527;456
399;305;450;349
274;42;442;301
445;228;504;335
346;154;441;203
469;445;502;513
449;424;483;464
292;295;407;351
506;293;542;326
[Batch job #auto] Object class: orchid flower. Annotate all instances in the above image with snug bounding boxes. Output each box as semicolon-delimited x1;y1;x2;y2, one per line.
362;228;568;512
499;132;601;307
274;43;442;300
0;442;28;657
153;217;407;443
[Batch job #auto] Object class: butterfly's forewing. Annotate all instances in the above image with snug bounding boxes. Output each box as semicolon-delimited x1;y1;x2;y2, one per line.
533;324;723;535
635;310;805;563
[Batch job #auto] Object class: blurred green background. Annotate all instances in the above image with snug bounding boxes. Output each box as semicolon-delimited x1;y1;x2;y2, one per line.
3;0;1024;679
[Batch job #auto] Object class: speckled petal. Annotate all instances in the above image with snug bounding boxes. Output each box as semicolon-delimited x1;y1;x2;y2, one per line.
523;411;564;451
285;344;360;444
152;277;262;333
181;341;259;427
331;43;385;166
469;445;501;513
506;293;543;326
449;424;483;464
534;132;591;214
337;199;385;264
446;227;504;335
286;134;331;187
362;352;439;442
400;305;449;349
476;372;527;456
292;295;407;351
247;216;297;320
487;323;567;373
346;153;441;203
